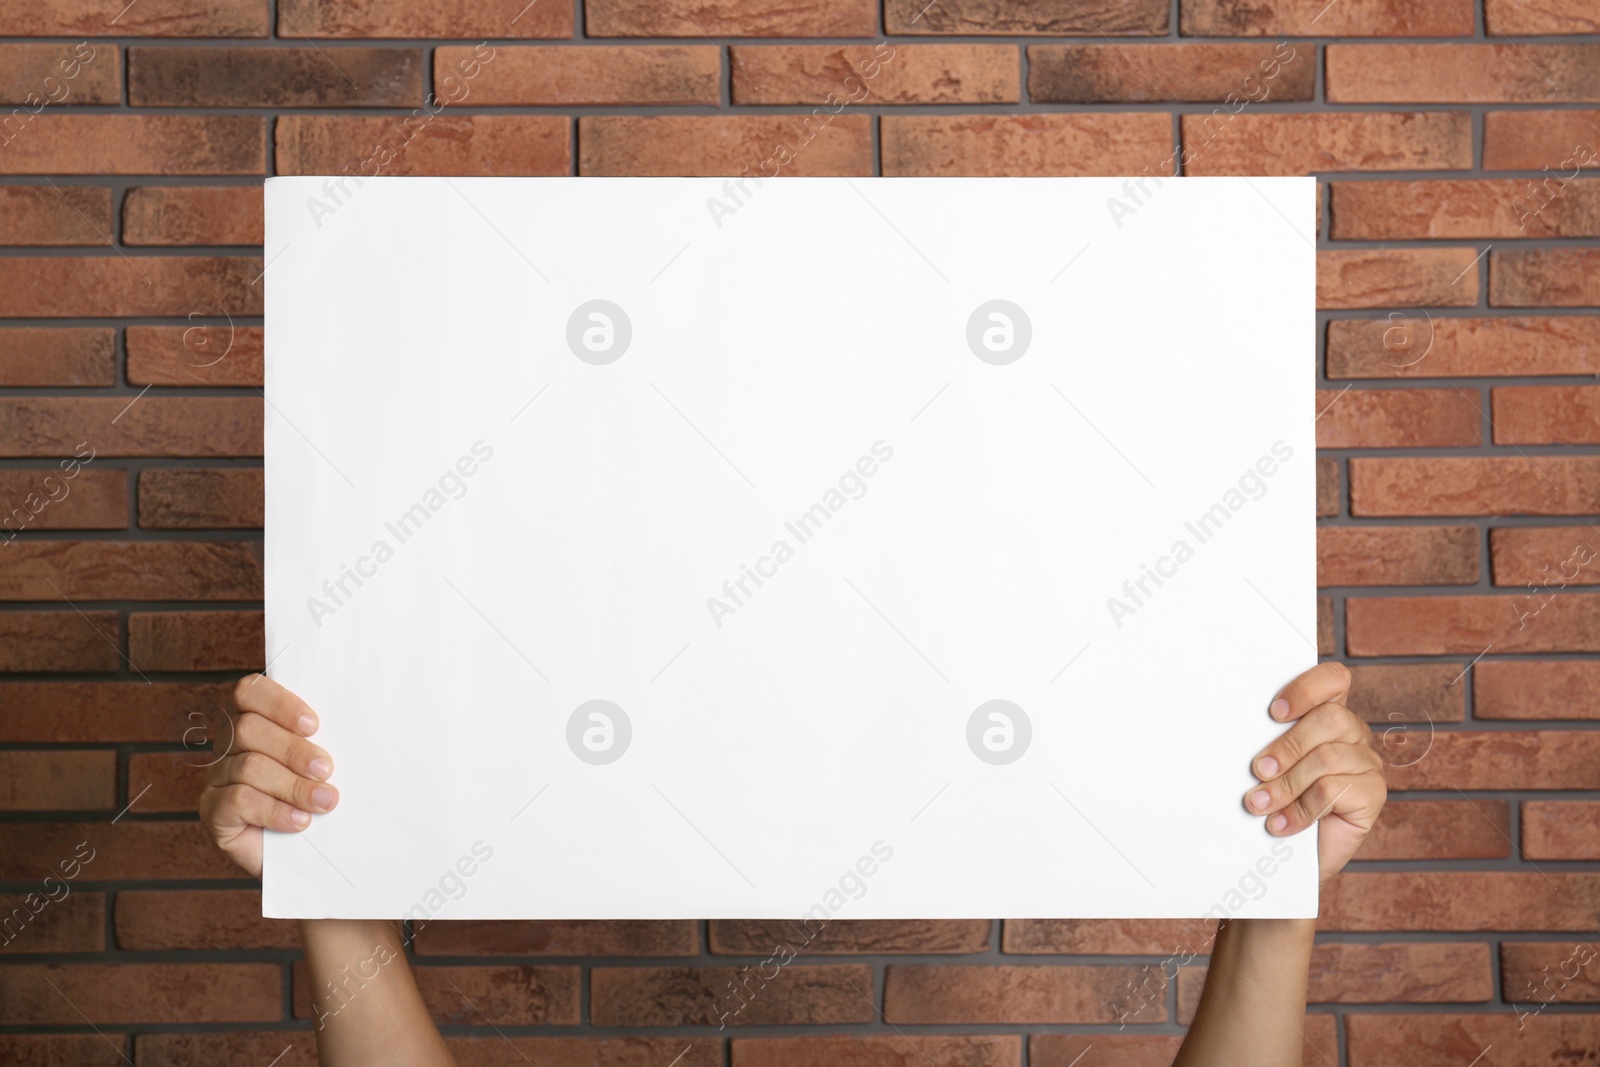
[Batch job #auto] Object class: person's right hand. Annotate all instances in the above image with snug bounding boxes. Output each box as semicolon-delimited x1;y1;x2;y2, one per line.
200;674;339;879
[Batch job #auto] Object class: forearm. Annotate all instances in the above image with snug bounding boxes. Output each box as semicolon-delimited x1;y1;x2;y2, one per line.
299;919;455;1067
1173;917;1315;1067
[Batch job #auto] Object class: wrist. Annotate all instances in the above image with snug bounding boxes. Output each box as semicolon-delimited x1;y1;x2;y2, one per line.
1213;916;1316;969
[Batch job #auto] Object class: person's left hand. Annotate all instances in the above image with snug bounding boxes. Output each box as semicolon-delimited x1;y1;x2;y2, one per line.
1243;661;1387;887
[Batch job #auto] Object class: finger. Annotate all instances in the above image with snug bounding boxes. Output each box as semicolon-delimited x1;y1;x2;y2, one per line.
200;781;311;835
1244;742;1381;819
1263;770;1387;837
1269;661;1352;723
207;750;338;814
234;674;320;737
1252;701;1371;780
235;710;333;782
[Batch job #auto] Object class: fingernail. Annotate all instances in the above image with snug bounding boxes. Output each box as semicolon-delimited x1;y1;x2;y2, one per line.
290;809;311;827
1269;813;1288;832
298;713;318;735
1249;789;1272;811
1270;698;1290;720
311;786;336;811
1256;755;1279;778
308;757;331;780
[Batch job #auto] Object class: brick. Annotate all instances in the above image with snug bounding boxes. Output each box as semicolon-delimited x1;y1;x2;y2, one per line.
590;0;874;36
0;751;116;810
122;187;263;246
1329;45;1600;103
1385;732;1600;790
1522;801;1600;860
135;1034;317;1067
1347;1013;1600;1065
735;44;1016;106
126;325;263;386
116;889;295;950
0;256;260;316
0;611;122;673
129;611;263;671
1351;457;1600;516
455;1038;721;1066
883;114;1171;177
1494;387;1600;444
1030;1034;1187;1067
422;965;581;1026
1317;526;1478;586
1316;457;1339;517
0;963;279;1023
1362;800;1510;860
0;185;112;244
1477;660;1600;719
1348;595;1600;655
0;891;104;952
292;960;579;1025
0;0;263;34
591;965;873;1026
711;920;990;955
0;116;266;175
1488;0;1600;32
124;753;206;813
1318;595;1334;654
1;468;127;531
442;46;719;106
1182;113;1471;176
0;328;115;386
139;1034;721;1067
734;1036;1020;1067
1485;109;1600;170
1325;872;1600;931
130;47;422;108
449;1038;722;1067
1492;248;1600;307
0;682;232;743
1050;1029;1337;1067
1210;942;1493;1005
887;0;1167;34
1347;663;1466;724
0;398;261;457
1502;941;1600;1004
1491;527;1600;586
1331;178;1600;240
414;920;697;956
1181;0;1470;35
883;965;1152;1024
583;115;872;177
139;469;262;529
279;0;570;37
0;43;118;103
0;542;263;599
1031;43;1311;104
1316;389;1480;449
277;116;569;177
0;1035;129;1066
1317;249;1479;310
1328;317;1600;379
1002;919;1214;955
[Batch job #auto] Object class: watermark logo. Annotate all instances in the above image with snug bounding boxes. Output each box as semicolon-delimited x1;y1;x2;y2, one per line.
967;700;1031;764
567;300;632;365
567;699;631;764
966;300;1031;365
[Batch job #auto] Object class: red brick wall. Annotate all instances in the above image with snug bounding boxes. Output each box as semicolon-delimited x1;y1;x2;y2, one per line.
2;1;1598;1063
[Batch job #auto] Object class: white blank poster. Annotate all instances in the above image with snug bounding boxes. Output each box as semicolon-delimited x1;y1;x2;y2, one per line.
262;176;1317;920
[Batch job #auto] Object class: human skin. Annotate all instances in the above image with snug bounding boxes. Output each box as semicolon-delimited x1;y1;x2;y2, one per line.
202;661;1384;1067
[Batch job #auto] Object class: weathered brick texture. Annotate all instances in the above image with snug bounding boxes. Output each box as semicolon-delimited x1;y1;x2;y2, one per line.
1;1;1595;1059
